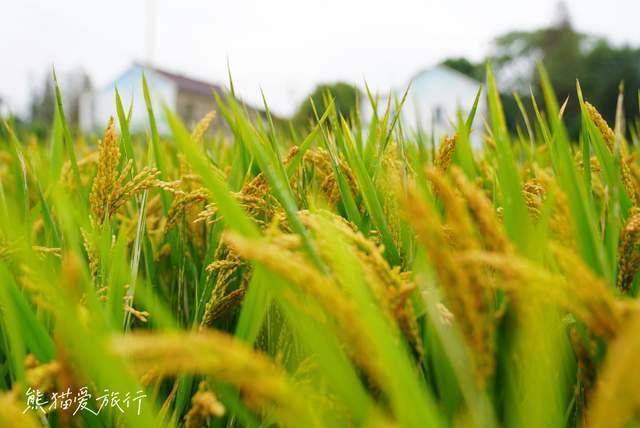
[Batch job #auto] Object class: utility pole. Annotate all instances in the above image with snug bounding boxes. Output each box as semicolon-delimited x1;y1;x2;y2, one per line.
146;0;156;66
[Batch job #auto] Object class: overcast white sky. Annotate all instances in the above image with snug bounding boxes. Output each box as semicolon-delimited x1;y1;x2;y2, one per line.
2;0;640;117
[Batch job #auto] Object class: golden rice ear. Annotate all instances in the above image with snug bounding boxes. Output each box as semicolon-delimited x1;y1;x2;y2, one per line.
450;167;512;253
222;231;387;387
463;245;627;341
89;117;120;226
107;166;160;217
425;166;476;251
434;134;457;172
184;381;225;428
300;210;423;360
80;228;98;281
89;118;161;228
620;159;639;206
588;310;640;428
550;244;629;340
526;167;575;246
584;102;639;205
191;111;217;144
616;208;640;293
402;184;495;385
164;188;208;234
200;241;247;328
112;331;319;427
585;102;615;151
300;149;359;207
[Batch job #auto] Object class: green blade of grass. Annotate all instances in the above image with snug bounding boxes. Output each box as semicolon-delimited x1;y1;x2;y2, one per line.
486;64;533;254
142;73;170;213
224;96;327;271
53;68;84;199
340;119;400;265
164;107;260;239
115;87;137;175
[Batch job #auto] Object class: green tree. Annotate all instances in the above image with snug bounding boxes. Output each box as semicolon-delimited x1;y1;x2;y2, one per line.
293;82;360;129
443;2;640;137
490;3;586;134
441;58;484;82
581;42;640;130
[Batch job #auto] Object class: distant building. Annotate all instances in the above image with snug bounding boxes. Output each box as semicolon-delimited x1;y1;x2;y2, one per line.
79;63;263;135
364;65;486;146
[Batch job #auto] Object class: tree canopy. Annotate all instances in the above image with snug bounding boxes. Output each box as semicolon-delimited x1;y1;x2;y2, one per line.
292;82;360;129
442;5;640;137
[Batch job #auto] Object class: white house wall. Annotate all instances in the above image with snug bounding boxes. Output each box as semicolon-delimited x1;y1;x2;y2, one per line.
361;66;486;147
82;65;177;135
405;68;484;131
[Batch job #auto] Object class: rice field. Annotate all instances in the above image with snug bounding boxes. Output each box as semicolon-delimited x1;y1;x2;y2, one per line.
1;65;639;427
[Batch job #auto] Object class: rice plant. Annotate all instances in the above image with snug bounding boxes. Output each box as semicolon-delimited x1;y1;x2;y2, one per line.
1;64;640;427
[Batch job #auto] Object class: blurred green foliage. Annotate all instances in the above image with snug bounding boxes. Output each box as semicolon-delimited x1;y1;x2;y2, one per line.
292;82;360;129
443;8;640;138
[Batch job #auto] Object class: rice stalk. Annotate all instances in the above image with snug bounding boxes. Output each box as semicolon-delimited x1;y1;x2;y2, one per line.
434;135;457;172
184;381;225;428
89;117;120;225
222;231;389;389
111;331;321;427
191;111;217;144
588;310;640;428
616;207;640;293
403;181;495;385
